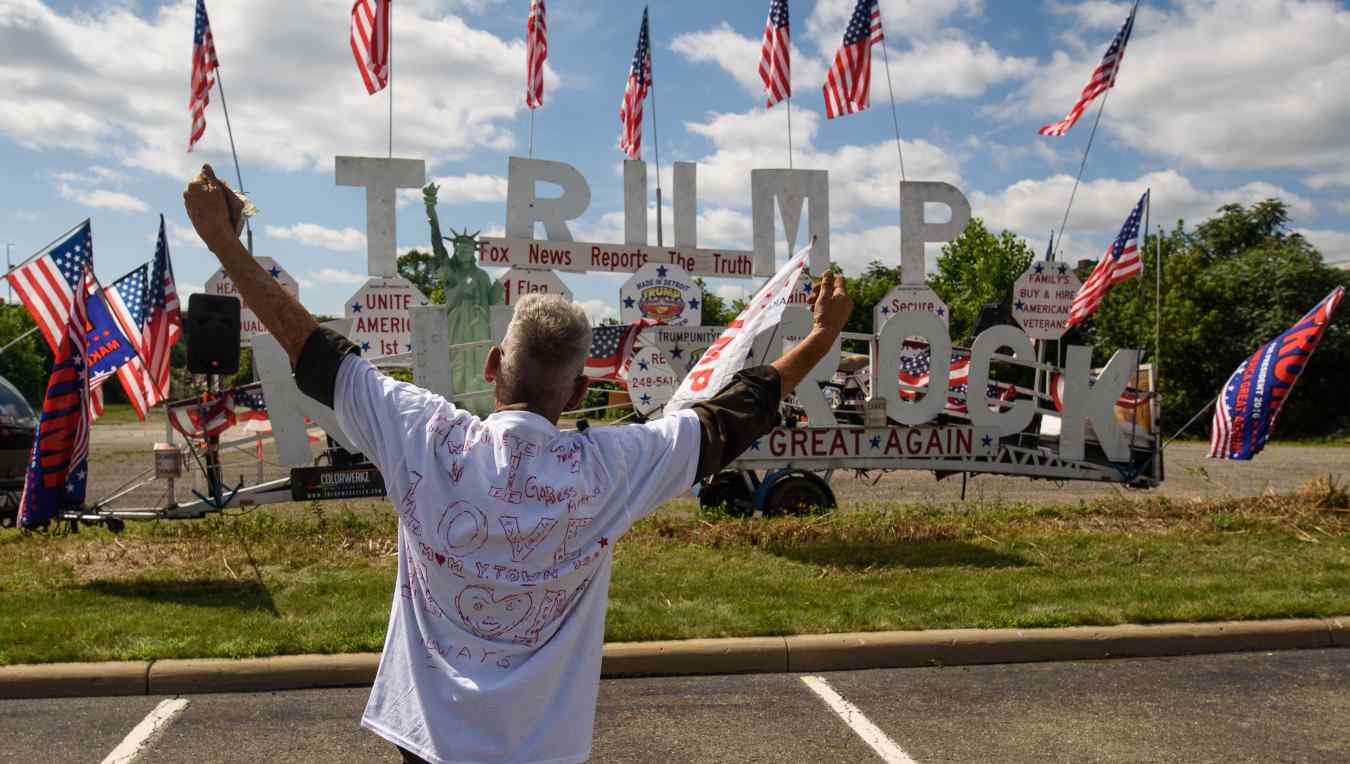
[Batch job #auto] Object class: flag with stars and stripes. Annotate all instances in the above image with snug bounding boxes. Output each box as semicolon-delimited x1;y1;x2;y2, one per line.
144;217;183;401
1066;191;1147;329
1039;2;1136;137
351;0;392;95
1210;287;1344;461
188;0;219;151
759;0;791;108
898;347;1018;416
525;0;547;109
618;7;652;158
822;0;882;120
101;264;160;420
585;320;655;381
167;383;269;441
5;220;93;355
16;267;100;528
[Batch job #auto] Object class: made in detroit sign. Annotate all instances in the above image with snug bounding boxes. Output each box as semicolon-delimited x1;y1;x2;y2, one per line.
345;276;431;356
1012;261;1082;340
205;257;299;344
620;262;702;326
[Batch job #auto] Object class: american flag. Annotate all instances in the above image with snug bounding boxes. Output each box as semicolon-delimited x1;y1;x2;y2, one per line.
525;0;547;109
822;0;882;120
351;0;391;95
618;7;652;159
16;267;95;528
167;384;269;441
143;217;183;401
5;220;93;355
1039;2;1136;137
1210;287;1344;461
898;348;1017;415
759;0;791;108
188;0;219;152
1066;192;1148;329
585;320;652;381
101;264;160;420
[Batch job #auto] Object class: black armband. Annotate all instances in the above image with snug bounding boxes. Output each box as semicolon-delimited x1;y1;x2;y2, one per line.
690;365;782;482
295;327;360;408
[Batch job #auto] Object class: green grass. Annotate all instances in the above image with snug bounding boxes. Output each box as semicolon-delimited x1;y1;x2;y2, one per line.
91;403;162;426
1;486;1348;665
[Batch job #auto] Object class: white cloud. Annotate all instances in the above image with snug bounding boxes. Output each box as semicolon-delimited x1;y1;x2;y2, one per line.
264;223;366;253
56;183;148;213
178;281;204;296
969;170;1316;263
300;267;368;288
669;23;828;102
165;219;206;250
683;108;961;216
0;0;555;180
714;284;749;302
674;11;1027;105
1017;0;1350;181
1306;171;1350;190
1331;200;1350;216
1298;229;1350;262
576;298;617;325
399;174;510;207
806;0;982;51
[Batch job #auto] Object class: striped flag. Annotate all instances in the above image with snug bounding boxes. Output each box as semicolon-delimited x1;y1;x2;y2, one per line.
143;217;183;401
1210;287;1344;461
188;0;219;152
101;265;160;420
585;320;654;381
822;0;882;120
1065;192;1147;329
525;0;547;109
351;0;391;95
5;221;93;355
1039;3;1136;137
618;7;652;159
759;0;791;108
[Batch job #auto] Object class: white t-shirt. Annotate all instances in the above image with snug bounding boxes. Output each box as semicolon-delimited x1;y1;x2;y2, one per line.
334;356;701;764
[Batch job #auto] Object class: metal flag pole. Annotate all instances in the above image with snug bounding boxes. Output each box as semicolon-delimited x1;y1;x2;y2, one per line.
212;68;253;256
387;0;394;159
785;96;794;169
529;109;536;158
648;10;664;248
878;36;907;182
1051;90;1110;260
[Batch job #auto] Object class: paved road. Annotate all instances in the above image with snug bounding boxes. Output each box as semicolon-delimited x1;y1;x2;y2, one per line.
3;649;1346;763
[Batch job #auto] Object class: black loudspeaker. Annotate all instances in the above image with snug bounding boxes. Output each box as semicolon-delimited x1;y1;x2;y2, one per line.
970;302;1015;341
186;294;242;375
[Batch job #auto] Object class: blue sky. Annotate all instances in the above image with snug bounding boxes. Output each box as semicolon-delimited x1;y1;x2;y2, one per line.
3;0;1349;319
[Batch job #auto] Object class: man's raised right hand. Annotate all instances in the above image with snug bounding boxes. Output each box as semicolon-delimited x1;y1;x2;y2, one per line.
183;164;244;254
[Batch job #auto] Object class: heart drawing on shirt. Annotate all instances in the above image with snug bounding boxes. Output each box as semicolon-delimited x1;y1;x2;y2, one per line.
455;586;534;639
434;553;446;566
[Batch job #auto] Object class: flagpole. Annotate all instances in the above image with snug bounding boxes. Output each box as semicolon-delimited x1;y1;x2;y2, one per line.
786;96;794;169
1051;89;1110;260
212;69;253;256
648;10;664;249
388;0;394;159
877;36;907;182
529;108;536;157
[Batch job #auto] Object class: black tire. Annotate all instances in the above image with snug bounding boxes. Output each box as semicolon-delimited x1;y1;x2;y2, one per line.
698;472;754;518
105;517;126;534
762;473;836;517
0;490;17;529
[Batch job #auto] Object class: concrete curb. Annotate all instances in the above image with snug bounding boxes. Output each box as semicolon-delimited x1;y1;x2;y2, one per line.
1;618;1343;700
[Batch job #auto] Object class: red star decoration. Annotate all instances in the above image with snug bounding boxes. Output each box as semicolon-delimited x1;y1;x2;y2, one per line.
599;537;609;548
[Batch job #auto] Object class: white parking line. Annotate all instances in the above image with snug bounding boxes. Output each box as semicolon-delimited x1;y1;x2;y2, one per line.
101;698;191;764
801;675;917;764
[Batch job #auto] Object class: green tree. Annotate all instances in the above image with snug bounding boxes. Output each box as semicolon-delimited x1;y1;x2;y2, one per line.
841;261;903;335
397;249;445;303
0;305;52;405
1087;200;1350;436
695;278;742;327
928;218;1035;344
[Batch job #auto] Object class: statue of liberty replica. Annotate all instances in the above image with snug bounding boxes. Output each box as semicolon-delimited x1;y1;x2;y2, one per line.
423;183;497;416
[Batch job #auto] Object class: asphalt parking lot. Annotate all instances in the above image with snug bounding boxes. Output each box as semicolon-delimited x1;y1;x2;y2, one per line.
3;648;1346;763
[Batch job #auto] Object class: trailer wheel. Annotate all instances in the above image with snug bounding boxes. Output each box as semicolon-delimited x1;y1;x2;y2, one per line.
0;490;17;529
104;517;125;534
762;472;836;517
699;472;754;518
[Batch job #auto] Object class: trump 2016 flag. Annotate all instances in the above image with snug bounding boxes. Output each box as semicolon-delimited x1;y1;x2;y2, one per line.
1210;287;1344;460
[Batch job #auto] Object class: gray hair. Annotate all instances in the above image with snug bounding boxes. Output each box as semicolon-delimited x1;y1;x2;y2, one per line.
499;294;592;404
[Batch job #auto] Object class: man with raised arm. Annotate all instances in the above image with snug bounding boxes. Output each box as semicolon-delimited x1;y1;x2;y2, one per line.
184;165;852;764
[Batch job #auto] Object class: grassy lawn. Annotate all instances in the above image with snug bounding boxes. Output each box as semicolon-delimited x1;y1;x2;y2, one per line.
92;402;161;426
1;481;1348;666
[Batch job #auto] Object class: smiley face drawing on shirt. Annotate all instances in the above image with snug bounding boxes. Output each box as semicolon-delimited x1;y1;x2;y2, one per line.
455;585;535;639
